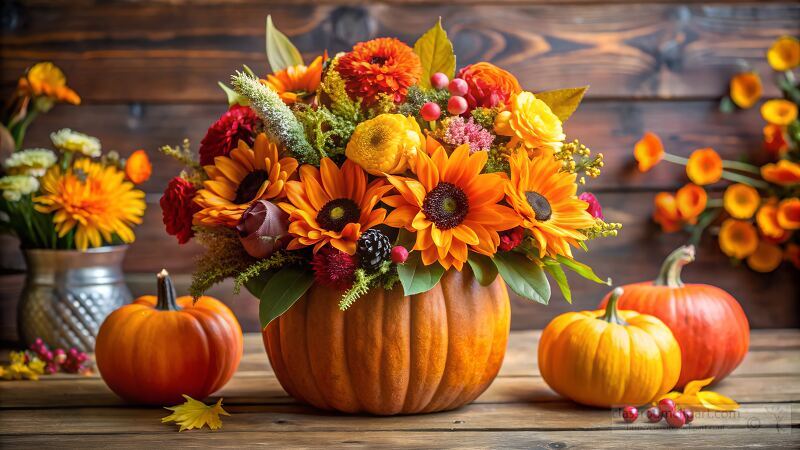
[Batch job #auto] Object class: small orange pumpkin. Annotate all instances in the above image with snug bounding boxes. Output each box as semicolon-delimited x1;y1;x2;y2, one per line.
263;268;510;415
95;270;243;405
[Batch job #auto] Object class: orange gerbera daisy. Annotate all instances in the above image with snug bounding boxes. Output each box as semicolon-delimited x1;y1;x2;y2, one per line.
686;148;722;185
384;144;519;270
278;158;392;255
729;72;762;109
761;160;800;186
194;133;298;227
505;148;595;259
261;56;324;105
18;62;80;105
634;132;664;172
337;38;422;105
719;219;758;259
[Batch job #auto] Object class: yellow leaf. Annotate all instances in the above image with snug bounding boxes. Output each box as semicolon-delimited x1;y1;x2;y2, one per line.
696;391;740;411
535;87;588;122
266;15;303;73
683;377;714;396
162;395;230;432
657;377;739;412
414;18;456;89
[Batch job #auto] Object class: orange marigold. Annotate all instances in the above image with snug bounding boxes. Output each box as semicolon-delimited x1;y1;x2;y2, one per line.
729;72;762;109
634;132;664;172
756;200;784;239
17;62;80;105
761;99;797;126
761;160;800;186
767;36;800;72
457;62;522;110
747;240;784;273
261;56;324;105
125;150;152;185
337;38;422;105
675;183;707;223
686;148;722;186
723;183;760;220
719;219;758;259
653;192;682;233
777;198;800;230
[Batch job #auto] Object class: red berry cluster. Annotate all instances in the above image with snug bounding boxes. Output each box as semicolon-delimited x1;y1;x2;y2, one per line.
29;338;90;375
622;399;694;429
419;72;471;122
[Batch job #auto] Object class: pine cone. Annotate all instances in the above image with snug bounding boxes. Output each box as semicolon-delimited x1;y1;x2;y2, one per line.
357;228;392;271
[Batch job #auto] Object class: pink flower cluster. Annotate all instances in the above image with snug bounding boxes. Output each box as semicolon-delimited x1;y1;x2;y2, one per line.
443;116;494;153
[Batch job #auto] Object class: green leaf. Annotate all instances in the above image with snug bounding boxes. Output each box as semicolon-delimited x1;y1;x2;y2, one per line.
493;251;550;304
266;15;303;73
252;266;314;329
467;253;499;286
719;96;736;114
218;82;249;107
543;262;571;304
536;86;588;122
413;18;456;89
397;252;445;296
242;64;257;78
557;255;610;285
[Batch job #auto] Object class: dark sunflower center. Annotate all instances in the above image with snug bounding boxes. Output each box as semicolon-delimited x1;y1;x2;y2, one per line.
370;56;388;65
525;191;552;222
317;198;360;232
234;170;270;204
422;182;469;230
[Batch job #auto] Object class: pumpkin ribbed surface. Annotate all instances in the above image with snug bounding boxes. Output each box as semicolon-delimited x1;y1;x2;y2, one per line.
262;269;510;415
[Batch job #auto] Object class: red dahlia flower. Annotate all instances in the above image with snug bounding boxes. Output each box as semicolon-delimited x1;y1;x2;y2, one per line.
160;176;200;244
198;105;260;166
311;247;358;290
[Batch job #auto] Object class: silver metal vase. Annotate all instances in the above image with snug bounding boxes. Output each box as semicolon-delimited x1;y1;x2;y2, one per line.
18;246;131;352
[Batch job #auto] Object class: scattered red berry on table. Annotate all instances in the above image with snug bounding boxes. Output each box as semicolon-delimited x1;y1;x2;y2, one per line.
683;409;694;424
448;78;469;96
391;246;409;264
420;102;441;121
430;72;449;90
658;398;676;414
447;96;468;115
645;406;662;423
665;409;686;428
622;406;638;423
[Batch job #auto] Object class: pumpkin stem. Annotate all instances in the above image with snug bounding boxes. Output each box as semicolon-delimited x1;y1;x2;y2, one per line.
600;287;627;325
654;245;696;288
156;269;180;311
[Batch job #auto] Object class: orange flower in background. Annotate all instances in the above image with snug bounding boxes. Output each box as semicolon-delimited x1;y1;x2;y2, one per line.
384;145;519;270
17;62;80;105
756;200;784;239
194;133;298;227
746;241;784;273
723;183;760;219
763;124;789;157
761;99;797;126
675;183;707;223
261;56;324;105
124;150;152;185
457;62;522;110
777;198;800;230
719;219;758;259
761;160;800;186
767;36;800;72
653;192;682;233
686;148;722;185
786;244;800;270
337;38;422;105
279;159;391;255
634;132;664;172
729;72;762;109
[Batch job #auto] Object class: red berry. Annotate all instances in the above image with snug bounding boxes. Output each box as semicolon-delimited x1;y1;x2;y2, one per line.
658;398;676;415
420;102;441;121
622;406;638;423
447;96;468;115
645;406;662;423
665;409;686;428
391;246;409;264
683;409;694;424
448;78;468;96
430;72;449;90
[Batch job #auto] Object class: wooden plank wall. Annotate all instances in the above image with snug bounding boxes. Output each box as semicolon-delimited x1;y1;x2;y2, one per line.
1;0;799;341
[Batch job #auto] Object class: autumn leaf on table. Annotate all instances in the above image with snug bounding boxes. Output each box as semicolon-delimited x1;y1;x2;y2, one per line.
658;377;740;411
162;395;230;431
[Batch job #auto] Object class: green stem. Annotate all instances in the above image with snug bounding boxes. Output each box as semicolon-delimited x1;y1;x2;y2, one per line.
156;269;181;311
654;245;696;288
600;287;627;326
10;109;39;150
722;160;761;175
662;153;688;165
720;171;769;189
689;208;721;246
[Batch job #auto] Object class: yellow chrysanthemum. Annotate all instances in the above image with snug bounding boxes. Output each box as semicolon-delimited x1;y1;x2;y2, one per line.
761;99;797;126
34;159;146;251
0;175;39;202
17;62;80;105
767;36;800;72
729;72;762;109
3;148;56;177
718;219;758;259
345;114;424;176
747;241;783;273
494;91;565;155
723;183;760;219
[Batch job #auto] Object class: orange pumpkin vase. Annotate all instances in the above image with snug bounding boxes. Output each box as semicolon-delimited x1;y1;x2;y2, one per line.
263;268;511;415
95;270;243;405
599;246;750;388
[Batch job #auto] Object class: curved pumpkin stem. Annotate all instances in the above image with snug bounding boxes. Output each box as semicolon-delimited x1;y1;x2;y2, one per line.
156;269;180;311
654;245;696;288
600;287;627;326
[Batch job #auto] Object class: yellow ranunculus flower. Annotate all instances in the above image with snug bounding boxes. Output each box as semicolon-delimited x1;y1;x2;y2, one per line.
729;72;761;109
718;219;758;259
767;36;800;72
494;91;565;154
760;99;798;126
723;183;760;219
345;114;423;176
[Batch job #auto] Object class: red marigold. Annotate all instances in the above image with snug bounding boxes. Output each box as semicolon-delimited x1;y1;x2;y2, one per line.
457;62;522;111
160;176;200;244
336;37;422;105
311;247;358;290
198;105;260;166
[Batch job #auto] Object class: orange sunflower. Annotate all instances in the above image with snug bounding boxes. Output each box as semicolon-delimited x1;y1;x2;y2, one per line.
261;55;324;105
194;133;298;227
384;144;519;270
505;148;596;259
278;158;392;255
336;38;422;105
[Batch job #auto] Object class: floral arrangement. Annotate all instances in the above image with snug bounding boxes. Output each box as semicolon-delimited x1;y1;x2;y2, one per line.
0;62;151;251
636;35;799;273
161;18;619;326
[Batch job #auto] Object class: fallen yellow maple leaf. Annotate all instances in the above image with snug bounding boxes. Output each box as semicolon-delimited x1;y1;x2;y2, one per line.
658;377;740;411
162;395;230;431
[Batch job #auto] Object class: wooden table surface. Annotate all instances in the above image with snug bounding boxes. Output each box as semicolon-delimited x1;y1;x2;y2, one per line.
1;330;798;448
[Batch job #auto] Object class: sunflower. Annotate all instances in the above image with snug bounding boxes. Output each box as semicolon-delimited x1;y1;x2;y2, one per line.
718;219;758;259
278;158;392;255
384;144;519;270
686;148;722;186
505;148;595;259
34;159;145;251
723;183;760;219
194;133;298;228
337;38;422;105
261;56;324;105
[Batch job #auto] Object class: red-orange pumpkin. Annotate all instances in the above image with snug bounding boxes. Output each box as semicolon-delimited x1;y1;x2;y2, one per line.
96;270;243;405
599;246;750;388
263;269;510;415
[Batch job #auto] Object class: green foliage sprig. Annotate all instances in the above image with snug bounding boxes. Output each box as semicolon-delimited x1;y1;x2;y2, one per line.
190;226;255;299
339;261;394;311
233;251;304;294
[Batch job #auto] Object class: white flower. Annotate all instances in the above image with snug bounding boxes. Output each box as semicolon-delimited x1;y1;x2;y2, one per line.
50;129;101;157
0;175;40;201
4;148;57;177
